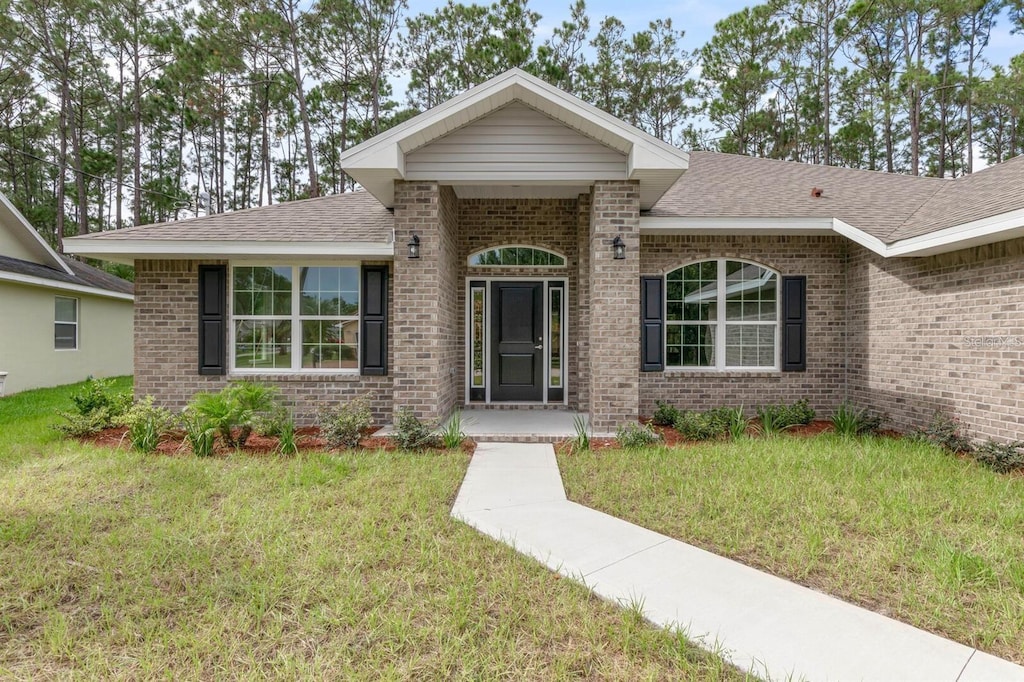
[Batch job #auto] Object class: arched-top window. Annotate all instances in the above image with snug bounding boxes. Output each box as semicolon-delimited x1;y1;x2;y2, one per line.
665;259;779;369
468;245;566;267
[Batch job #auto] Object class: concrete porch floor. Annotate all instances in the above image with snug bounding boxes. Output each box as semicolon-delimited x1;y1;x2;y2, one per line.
376;408;604;443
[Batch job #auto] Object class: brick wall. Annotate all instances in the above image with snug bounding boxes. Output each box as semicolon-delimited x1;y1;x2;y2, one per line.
456;197;581;406
588;181;640;432
638;235;847;417
847;240;1024;441
576;193;592;413
391;182;460;421
133;259;393;423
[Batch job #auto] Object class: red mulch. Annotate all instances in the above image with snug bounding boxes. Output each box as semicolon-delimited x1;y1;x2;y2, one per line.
557;418;899;454
81;426;475;457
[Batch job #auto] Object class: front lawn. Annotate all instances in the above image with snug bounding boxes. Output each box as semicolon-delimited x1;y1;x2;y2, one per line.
559;436;1024;663
0;381;740;679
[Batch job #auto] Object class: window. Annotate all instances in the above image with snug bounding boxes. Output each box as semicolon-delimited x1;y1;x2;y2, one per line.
54;296;78;350
231;265;359;371
665;259;778;369
468;246;565;267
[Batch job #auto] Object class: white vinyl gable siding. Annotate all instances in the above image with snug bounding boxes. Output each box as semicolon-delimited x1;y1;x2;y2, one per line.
405;102;628;183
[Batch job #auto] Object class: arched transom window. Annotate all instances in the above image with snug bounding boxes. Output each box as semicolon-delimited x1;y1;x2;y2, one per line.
468;245;565;267
665;259;779;369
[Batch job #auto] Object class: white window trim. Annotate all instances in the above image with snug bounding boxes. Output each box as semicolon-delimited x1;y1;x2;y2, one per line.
54;295;79;352
664;258;781;372
229;262;362;374
467;244;567;268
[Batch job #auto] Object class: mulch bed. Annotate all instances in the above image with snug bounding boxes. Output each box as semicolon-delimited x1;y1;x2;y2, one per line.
557;418;899;454
82;426;475;457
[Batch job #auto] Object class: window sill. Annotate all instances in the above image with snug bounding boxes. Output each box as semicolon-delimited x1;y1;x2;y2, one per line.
661;368;781;378
228;371;364;382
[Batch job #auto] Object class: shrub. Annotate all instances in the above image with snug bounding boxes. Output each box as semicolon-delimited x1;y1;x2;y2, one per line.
719;406;749;440
277;419;299;456
972;440;1024;473
54;377;133;437
831;402;886;438
391;408;440;451
70;377;132;421
755;404;792;438
253;404;291;438
615;421;661;449
317;398;373;450
757;399;816;430
911;411;974;453
673;411;728;441
440;410;468;450
181;409;217;457
652;401;681;427
118;396;174;453
567;414;590;453
225;381;280;446
188;390;242;447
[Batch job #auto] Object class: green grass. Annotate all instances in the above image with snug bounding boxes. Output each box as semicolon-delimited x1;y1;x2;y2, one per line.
0;382;743;680
559;435;1024;663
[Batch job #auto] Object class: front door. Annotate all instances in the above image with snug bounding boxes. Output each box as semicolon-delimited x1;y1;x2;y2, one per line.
490;281;544;401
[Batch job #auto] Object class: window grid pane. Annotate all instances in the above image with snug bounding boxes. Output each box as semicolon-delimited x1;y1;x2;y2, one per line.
234;320;292;369
232;265;359;372
469;247;565;267
666;260;778;369
54;297;77;350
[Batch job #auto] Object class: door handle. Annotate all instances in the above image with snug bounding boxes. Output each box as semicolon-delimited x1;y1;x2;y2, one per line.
534;344;543;350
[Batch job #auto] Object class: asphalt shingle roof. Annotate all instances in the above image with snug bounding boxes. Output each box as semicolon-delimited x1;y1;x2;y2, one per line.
79;191;392;243
0;253;134;295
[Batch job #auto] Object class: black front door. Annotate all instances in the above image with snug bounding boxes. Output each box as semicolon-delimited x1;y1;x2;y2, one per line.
490;281;544;401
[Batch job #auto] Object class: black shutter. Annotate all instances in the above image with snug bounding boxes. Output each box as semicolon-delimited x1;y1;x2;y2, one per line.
781;275;807;372
361;265;388;375
198;264;227;375
640;276;664;372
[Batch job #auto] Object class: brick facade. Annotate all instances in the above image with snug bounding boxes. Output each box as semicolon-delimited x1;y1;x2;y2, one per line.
638;235;848;418
391;182;460;422
847;240;1024;441
133;203;1024;444
133;259;393;423
588;181;641;432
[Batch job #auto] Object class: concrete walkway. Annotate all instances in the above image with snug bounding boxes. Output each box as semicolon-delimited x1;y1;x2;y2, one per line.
452;442;1024;681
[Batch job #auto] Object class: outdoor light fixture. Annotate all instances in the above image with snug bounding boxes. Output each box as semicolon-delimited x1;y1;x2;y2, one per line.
407;234;420;259
612;235;626;260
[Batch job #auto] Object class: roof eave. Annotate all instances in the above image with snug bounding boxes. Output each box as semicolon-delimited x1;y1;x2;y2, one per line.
0;270;134;301
63;238;396;264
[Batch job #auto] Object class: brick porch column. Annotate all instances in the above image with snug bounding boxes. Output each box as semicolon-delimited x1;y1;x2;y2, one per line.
588;180;640;433
392;181;460;422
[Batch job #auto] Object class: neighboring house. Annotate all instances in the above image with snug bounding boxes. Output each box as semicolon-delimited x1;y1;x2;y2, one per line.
0;191;134;395
64;69;1024;441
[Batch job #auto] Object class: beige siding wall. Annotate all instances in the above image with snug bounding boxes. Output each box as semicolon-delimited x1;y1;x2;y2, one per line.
133;259;393;423
638;235;847;417
0;282;133;394
847;240;1024;441
405;102;627;182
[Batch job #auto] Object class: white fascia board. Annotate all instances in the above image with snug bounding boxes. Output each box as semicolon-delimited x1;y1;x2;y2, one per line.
0;270;133;301
0;191;74;275
885;207;1024;257
63;239;396;263
640;216;836;235
831;219;890;256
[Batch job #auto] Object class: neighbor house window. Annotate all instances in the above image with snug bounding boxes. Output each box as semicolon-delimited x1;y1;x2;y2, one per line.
231;265;359;371
54;296;78;350
468;246;565;267
665;259;778;369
